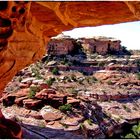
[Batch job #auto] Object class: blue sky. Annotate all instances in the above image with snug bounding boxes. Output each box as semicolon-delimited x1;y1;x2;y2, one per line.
63;21;140;50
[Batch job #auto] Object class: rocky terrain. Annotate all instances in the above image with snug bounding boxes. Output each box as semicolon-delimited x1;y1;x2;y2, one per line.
0;36;140;139
0;1;140;93
0;1;140;139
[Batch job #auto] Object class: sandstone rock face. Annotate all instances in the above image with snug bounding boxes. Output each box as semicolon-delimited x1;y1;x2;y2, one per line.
0;1;140;93
78;37;121;55
47;37;75;56
47;36;121;56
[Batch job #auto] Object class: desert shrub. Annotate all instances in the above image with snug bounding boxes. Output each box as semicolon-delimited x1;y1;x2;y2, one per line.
45;77;55;87
86;119;93;126
123;122;140;139
125;133;136;139
18;77;22;82
28;86;40;98
52;67;59;75
122;104;131;113
80;123;84;130
121;46;131;55
86;76;97;84
132;122;140;138
60;123;69;128
71;74;77;82
98;61;105;67
135;60;140;67
107;80;113;85
59;104;72;112
68;87;78;96
31;67;42;79
92;76;98;82
136;73;140;80
61;58;68;65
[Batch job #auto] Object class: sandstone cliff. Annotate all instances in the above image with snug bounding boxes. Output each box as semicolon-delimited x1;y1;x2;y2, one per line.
46;36;121;56
78;37;121;55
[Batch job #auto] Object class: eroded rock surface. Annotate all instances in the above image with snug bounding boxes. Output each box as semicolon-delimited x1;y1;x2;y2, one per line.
1;52;140;138
1;1;140;139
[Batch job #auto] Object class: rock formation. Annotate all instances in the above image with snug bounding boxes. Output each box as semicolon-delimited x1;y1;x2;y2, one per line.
0;1;140;138
78;37;121;55
46;35;121;56
0;1;140;93
47;36;75;56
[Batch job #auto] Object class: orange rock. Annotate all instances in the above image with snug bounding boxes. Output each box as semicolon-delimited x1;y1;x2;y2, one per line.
23;99;43;109
40;106;63;121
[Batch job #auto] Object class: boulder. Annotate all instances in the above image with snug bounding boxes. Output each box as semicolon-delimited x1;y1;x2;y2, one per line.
21;78;36;84
83;120;105;138
15;96;28;106
35;89;48;100
23;99;43;109
67;97;80;107
60;113;84;126
47;94;67;108
46;121;64;130
40;106;63;121
47;61;57;66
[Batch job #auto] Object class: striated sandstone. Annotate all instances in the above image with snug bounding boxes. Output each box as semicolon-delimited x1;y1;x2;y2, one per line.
47;37;75;56
78;37;121;55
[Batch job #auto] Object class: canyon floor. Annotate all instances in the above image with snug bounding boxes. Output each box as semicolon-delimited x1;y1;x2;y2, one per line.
1;52;140;139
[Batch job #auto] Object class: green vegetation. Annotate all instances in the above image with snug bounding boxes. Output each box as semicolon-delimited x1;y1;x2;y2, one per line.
136;73;140;80
121;46;131;55
123;122;140;139
61;58;68;65
85;76;98;84
136;60;140;67
28;86;40;99
59;104;72;112
45;77;55;87
80;123;84;130
31;67;42;79
39;123;46;128
70;74;77;82
125;133;136;139
107;80;113;85
18;77;22;82
51;67;59;75
68;87;78;96
92;76;98;82
60;123;69;128
122;104;131;113
98;61;105;67
86;119;93;126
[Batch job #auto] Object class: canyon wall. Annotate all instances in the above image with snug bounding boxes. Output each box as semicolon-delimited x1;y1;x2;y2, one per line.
0;1;140;93
47;37;75;56
78;37;121;55
47;36;121;56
